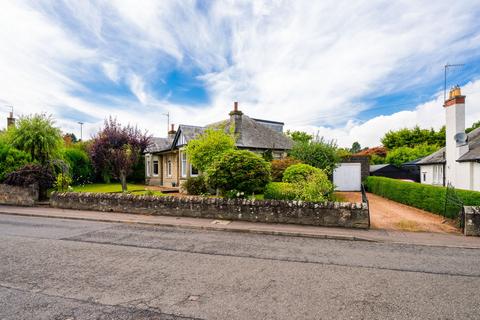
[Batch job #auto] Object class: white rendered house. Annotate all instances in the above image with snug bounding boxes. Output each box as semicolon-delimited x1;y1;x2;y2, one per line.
418;86;480;191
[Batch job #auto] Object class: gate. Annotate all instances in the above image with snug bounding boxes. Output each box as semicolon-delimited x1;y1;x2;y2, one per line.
444;183;465;231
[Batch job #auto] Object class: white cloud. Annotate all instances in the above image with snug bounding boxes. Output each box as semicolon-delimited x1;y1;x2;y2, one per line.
0;0;480;149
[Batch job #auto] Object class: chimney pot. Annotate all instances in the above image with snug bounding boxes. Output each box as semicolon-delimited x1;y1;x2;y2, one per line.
171;124;174;131
234;101;238;112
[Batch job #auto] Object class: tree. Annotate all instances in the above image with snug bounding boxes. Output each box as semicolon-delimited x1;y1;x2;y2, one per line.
350;141;361;154
466;121;480;134
63;133;78;147
385;144;439;167
289;135;340;175
9;114;63;164
381;126;445;149
90;118;150;192
206;150;271;195
184;128;236;172
286;130;312;144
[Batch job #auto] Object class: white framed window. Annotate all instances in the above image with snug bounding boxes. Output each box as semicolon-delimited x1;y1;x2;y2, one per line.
153;160;159;176
146;158;151;177
422;172;426;182
181;153;187;178
167;160;172;177
433;165;443;185
190;164;198;177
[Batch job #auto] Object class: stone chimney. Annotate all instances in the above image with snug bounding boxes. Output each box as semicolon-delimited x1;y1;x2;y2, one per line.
7;111;15;128
229;101;243;137
168;124;176;139
444;85;468;186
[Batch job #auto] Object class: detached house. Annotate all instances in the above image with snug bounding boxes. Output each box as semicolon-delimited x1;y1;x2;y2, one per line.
144;102;293;187
418;86;480;191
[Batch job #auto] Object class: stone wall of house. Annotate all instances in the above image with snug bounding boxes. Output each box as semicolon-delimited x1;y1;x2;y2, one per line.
464;206;480;236
0;184;39;206
50;192;369;229
163;151;179;187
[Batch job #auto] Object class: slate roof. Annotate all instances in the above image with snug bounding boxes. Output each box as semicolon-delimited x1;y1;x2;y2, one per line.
458;127;480;162
418;127;480;165
145;137;173;153
147;113;293;153
370;164;390;172
173;125;205;147
219;114;293;150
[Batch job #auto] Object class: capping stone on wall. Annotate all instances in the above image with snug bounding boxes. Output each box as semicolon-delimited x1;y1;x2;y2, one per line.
0;184;39;206
464;206;480;236
50;192;369;229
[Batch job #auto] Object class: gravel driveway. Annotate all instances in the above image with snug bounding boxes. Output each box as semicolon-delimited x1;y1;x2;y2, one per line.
337;192;459;233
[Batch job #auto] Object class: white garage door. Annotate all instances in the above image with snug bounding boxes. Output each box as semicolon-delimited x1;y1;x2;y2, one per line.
333;163;361;191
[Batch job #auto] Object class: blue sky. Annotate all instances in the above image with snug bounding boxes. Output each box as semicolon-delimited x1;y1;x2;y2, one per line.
1;1;480;147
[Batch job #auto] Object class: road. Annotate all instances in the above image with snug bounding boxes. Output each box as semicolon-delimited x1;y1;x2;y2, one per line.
0;213;479;320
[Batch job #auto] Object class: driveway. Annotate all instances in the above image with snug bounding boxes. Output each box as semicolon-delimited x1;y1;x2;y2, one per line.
337;192;459;233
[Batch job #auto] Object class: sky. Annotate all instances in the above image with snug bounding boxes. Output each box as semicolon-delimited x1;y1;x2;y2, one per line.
1;0;480;148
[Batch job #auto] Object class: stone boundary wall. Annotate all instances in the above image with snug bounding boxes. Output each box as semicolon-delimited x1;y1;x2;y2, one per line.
50;192;369;229
464;206;480;236
0;184;38;206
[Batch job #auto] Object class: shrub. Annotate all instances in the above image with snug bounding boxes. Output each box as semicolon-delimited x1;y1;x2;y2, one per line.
182;175;209;195
264;182;298;200
0;141;31;181
55;173;72;192
283;164;322;183
296;171;334;202
271;157;301;182
4;164;56;200
206;150;271;194
63;147;94;185
365;176;480;218
265;170;334;202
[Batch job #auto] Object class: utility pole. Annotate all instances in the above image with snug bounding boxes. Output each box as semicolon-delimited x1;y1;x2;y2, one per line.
77;121;84;141
444;63;464;101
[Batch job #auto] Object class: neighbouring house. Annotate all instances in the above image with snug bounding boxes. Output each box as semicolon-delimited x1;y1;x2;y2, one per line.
144;102;293;187
418;86;480;191
370;163;419;182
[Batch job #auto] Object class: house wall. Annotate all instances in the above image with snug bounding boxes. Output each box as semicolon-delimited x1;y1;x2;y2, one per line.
162;151;179;187
419;164;444;186
473;163;480;191
145;154;163;186
455;161;472;190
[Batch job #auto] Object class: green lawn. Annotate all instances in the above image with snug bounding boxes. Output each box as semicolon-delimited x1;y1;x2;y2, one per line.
71;183;164;196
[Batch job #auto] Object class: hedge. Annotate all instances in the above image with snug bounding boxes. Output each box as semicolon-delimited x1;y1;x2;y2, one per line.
264;182;298;201
365;176;480;218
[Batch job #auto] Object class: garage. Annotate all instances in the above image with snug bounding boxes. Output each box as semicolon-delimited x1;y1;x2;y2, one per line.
333;163;362;191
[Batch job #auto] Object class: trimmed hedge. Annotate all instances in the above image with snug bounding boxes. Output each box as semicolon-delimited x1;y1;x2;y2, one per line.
264;182;298;201
365;176;480;218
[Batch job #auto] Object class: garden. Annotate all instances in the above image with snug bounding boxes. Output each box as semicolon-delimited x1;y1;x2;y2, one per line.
0;114;345;204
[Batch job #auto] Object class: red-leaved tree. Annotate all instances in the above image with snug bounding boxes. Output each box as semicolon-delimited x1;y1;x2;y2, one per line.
90;117;150;192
